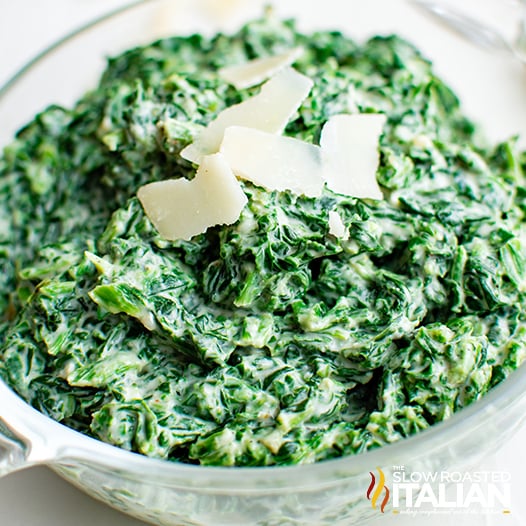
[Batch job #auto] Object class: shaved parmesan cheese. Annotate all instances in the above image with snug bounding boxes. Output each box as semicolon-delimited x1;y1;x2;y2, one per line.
218;47;304;89
181;67;313;164
320;113;386;199
220;126;324;197
137;153;247;241
328;211;349;240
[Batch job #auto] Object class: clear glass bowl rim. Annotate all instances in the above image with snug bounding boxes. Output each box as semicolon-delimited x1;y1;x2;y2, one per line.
1;0;525;491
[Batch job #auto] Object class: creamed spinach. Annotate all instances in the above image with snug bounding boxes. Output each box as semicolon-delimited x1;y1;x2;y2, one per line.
1;15;525;466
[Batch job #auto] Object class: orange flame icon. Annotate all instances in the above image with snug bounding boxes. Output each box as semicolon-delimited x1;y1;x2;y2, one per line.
367;467;390;513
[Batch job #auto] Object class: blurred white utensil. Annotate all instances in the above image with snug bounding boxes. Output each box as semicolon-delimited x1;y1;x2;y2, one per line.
412;0;526;64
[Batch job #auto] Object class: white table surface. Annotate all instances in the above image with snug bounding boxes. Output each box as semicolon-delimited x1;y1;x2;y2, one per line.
1;1;526;525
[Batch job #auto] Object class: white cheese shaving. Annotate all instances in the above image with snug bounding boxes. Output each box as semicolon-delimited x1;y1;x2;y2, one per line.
218;47;304;89
328;210;349;240
137;153;247;241
180;67;313;164
220;126;324;197
320;113;386;199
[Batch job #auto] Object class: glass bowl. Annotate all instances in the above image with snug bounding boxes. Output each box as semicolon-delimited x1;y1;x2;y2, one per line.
1;1;526;525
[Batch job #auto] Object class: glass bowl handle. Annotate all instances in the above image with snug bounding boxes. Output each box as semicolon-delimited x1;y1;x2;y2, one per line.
0;417;31;477
0;380;62;478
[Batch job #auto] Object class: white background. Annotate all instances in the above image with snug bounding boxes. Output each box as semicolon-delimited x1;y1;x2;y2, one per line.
0;1;526;525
